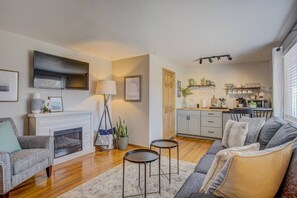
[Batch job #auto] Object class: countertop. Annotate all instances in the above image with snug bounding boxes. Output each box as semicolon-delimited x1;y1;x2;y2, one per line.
177;107;273;113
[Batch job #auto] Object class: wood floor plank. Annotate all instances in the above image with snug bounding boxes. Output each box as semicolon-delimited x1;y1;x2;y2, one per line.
9;136;213;198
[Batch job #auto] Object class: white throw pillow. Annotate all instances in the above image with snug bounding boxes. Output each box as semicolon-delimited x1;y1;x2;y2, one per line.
199;143;260;193
222;119;248;148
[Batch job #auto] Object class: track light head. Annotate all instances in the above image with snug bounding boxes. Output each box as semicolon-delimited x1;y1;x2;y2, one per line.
199;59;202;64
276;48;281;52
209;58;213;63
228;56;232;61
217;57;221;62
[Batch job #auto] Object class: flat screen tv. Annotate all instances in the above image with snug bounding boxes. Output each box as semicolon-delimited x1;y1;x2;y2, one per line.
33;51;89;90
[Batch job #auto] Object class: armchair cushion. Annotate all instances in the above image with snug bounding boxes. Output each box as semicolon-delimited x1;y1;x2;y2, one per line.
11;149;50;175
0;121;21;153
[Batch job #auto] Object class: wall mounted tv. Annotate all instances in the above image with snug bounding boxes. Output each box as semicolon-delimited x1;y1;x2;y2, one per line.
33;51;89;90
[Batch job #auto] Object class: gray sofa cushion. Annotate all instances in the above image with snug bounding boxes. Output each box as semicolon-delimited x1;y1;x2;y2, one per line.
206;140;224;155
239;117;265;145
11;149;50;175
266;123;297;149
174;172;206;198
194;154;215;174
259;117;285;150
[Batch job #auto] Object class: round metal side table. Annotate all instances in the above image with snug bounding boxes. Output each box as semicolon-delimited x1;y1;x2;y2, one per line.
149;139;179;184
122;149;160;198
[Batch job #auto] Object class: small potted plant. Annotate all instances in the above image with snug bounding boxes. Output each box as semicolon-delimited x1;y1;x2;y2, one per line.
115;117;128;150
179;87;194;108
236;97;246;107
249;101;257;108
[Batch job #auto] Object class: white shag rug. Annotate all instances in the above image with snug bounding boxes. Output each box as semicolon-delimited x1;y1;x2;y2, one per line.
59;157;195;198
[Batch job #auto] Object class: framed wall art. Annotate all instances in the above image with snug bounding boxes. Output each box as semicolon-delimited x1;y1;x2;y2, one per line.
0;69;19;102
49;96;64;112
124;75;141;102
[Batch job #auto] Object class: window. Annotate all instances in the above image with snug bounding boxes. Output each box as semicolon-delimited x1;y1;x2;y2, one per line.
284;42;297;123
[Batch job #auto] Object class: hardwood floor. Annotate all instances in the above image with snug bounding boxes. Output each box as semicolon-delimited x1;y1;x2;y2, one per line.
10;136;213;198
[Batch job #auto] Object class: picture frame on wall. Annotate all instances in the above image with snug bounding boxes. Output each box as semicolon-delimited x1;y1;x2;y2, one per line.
49;96;63;112
177;80;181;97
124;75;141;102
0;69;19;102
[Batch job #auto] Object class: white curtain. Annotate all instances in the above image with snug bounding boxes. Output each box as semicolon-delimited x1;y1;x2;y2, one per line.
272;47;283;117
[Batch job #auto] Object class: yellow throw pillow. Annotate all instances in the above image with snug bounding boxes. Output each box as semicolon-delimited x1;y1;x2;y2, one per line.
199;143;260;193
209;141;293;198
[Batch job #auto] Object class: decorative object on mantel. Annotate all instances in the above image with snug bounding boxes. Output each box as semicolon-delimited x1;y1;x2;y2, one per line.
31;93;43;113
115;117;128;150
124;75;141;102
95;80;117;150
41;97;52;113
193;54;232;64
179;87;193;108
0;69;19;102
49;96;63;112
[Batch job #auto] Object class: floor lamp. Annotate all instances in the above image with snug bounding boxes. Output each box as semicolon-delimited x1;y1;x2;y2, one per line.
95;80;117;149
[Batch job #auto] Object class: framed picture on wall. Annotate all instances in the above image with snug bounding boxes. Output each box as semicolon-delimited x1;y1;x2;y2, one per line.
49;96;63;112
124;75;141;102
0;69;19;102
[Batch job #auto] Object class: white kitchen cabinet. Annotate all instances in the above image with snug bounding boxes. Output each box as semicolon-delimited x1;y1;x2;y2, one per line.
200;111;223;138
177;110;201;136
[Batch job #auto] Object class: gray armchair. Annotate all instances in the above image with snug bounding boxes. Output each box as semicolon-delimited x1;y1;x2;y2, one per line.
0;118;53;198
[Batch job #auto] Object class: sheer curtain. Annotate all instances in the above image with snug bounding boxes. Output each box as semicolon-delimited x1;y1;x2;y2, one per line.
272;47;283;117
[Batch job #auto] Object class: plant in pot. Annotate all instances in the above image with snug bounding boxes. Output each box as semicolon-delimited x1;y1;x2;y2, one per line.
115;117;128;150
236;97;246;107
179;87;193;108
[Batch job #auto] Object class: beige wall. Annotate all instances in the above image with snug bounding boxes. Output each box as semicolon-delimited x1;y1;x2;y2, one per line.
0;29;112;135
112;55;150;147
183;61;272;108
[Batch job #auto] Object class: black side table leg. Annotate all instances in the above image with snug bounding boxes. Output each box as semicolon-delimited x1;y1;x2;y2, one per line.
138;163;141;187
122;159;125;198
159;154;161;194
144;162;147;198
149;145;152;177
177;144;179;175
169;148;171;184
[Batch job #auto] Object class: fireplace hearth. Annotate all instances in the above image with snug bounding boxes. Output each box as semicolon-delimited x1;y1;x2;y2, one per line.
54;127;83;159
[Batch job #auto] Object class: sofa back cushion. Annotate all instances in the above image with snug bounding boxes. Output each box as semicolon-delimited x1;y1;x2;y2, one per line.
0;120;21;153
222;120;248;148
266;123;297;149
258;117;285;149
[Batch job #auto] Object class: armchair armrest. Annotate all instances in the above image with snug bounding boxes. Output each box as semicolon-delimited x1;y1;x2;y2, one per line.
0;152;12;194
17;136;53;149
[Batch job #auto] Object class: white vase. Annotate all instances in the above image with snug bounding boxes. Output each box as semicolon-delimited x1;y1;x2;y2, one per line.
182;97;187;108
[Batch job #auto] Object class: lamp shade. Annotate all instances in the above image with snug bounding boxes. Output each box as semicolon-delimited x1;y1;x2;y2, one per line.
96;80;117;95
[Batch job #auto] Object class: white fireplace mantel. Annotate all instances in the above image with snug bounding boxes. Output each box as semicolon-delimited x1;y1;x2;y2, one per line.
28;110;95;165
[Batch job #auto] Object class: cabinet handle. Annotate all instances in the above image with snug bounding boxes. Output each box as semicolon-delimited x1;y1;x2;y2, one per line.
187;116;190;120
208;121;214;123
208;131;214;133
208;113;214;115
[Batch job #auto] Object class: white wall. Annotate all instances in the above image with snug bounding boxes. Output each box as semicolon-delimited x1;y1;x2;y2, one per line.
0;29;112;135
184;61;272;108
149;54;183;143
112;55;150;147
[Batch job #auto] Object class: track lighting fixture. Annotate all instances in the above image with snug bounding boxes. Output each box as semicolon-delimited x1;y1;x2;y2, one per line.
194;54;232;63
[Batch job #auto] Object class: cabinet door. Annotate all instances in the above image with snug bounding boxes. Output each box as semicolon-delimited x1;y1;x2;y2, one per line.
188;115;201;135
177;114;188;134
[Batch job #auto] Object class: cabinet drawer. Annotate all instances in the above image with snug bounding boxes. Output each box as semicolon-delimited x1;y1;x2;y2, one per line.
201;127;222;138
201;111;222;117
177;110;200;116
201;116;222;127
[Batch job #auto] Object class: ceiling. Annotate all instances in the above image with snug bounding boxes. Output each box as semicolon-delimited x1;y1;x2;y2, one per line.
0;0;296;66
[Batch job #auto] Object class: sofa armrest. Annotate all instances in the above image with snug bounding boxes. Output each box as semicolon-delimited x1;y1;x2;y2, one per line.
189;192;219;198
0;152;12;194
17;136;53;149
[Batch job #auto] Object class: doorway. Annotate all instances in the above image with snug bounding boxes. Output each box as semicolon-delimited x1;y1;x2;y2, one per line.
162;68;176;139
